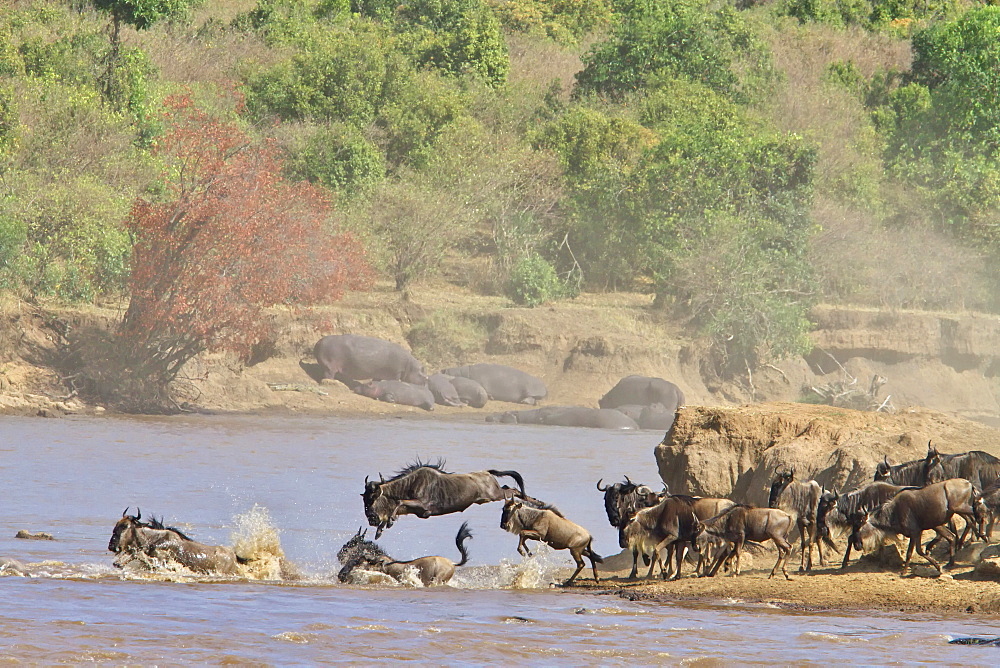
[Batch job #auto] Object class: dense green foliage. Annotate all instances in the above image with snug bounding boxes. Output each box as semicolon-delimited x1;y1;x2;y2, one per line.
3;0;1000;378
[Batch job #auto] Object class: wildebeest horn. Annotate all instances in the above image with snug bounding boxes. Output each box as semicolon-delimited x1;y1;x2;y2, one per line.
624;475;633;485
379;472;385;483
135;508;141;521
364;475;369;485
596;479;608;491
122;507;129;518
789;467;795;479
883;455;890;466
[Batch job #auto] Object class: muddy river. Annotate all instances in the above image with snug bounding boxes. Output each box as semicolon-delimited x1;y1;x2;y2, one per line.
0;414;996;664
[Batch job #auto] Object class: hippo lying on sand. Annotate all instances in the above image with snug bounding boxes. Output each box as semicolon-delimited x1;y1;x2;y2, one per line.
314;334;426;386
354;380;435;411
446;375;489;408
441;364;546;405
427;373;463;407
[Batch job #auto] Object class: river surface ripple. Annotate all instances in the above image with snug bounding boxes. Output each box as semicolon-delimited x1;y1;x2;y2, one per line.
0;414;996;665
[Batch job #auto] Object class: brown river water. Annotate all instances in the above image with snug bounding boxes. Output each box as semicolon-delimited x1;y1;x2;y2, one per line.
1;413;997;664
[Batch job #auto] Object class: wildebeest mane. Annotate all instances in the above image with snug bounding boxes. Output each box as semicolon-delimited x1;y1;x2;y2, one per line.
145;516;195;541
390;457;449;480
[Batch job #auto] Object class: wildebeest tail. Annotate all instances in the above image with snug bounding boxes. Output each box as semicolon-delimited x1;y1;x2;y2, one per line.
489;469;526;495
587;541;604;563
741;540;768;555
455;521;473;566
821;534;839;552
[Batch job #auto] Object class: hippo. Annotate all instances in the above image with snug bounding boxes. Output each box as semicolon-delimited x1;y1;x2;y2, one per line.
637;403;677;431
353;380;435;411
487;407;571;424
598;375;684;412
314;335;426;386
427;373;463;407
487;406;638;429
447;376;489;408
613;404;646;422
441;364;547;405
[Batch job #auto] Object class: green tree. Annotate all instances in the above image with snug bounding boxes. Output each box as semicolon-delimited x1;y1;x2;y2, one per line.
575;0;774;103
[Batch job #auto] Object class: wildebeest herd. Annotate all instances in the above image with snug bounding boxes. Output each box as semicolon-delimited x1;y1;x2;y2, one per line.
93;439;997;587
307;333;684;430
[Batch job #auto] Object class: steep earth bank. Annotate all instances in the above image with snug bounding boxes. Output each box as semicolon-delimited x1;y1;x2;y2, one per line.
3;286;1000;424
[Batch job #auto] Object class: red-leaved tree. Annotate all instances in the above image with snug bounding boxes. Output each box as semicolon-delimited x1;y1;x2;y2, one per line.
118;94;371;401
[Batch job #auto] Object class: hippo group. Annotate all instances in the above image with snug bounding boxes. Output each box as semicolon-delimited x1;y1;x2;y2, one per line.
309;334;683;429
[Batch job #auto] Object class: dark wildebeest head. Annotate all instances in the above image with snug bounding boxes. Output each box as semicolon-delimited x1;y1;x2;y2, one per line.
362;459;526;538
108;507;145;553
596;476;663;548
767;468;795;509
337;526;387;567
815;489;838;540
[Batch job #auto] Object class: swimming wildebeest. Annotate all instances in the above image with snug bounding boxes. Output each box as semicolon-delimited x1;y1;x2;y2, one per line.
362;459;527;537
108;508;250;576
846;478;986;575
338;522;473;586
816;482;917;569
768;468;825;571
500;499;603;585
596;477;663;549
703;505;794;580
622;495;703;580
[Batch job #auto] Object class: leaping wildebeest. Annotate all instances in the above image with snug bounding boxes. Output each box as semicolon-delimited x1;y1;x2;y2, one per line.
847;478;987;575
703;505;794;580
338;522;473;586
767;468;825;571
363;459;528;537
500;499;603;585
108;508;250;576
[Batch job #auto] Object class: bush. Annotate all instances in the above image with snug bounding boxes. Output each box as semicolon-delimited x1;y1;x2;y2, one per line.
506;253;566;306
398;0;510;86
486;0;613;43
243;21;409;126
575;0;775;104
281;122;385;197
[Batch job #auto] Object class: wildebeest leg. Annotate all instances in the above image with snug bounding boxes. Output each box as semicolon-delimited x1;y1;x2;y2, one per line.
563;548;585;586
769;535;792;580
933;525;959;569
841;541;853;569
912;529;944;574
517;531;542;557
588;544;601;583
670;542;686;581
628;547;640;580
799;522;809;572
900;534;918;576
706;543;731;577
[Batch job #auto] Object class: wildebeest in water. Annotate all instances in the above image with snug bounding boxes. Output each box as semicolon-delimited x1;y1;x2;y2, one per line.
338;522;473;586
362;458;528;537
500;498;603;586
108;508;250;576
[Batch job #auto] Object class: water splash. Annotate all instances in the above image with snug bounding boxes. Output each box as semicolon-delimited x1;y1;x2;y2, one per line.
230;504;298;580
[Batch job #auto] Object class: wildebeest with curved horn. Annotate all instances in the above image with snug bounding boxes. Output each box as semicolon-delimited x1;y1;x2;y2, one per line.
847;478;986;576
363;459;528;537
108;508;250;576
816;482;918;569
924;443;1000;538
338;522;473;586
500;498;603;586
596;476;663;549
768;467;825;572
